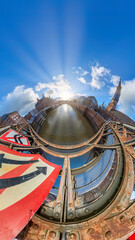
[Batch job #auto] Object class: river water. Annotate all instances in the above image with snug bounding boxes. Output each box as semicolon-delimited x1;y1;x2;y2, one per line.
39;104;95;145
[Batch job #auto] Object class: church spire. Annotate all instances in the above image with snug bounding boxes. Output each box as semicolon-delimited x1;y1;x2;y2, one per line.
106;77;122;112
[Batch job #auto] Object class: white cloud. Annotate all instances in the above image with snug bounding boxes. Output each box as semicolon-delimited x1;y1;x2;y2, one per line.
72;66;89;77
109;86;116;96
45;89;55;97
78;66;82;70
90;63;110;89
75;93;87;97
0;85;39;116
77;77;86;84
72;68;79;75
111;75;120;86
83;70;89;76
110;79;135;119
35;74;72;99
52;74;70;89
35;83;46;92
72;67;76;70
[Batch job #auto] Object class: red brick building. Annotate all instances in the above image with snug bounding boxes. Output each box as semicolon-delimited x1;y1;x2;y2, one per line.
35;96;54;112
0;111;25;126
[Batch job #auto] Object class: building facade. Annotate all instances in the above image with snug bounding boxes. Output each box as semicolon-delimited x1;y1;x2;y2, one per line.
0;111;25;126
73;96;98;109
35;96;55;112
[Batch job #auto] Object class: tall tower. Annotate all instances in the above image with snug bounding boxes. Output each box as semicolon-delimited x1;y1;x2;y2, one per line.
106;77;122;111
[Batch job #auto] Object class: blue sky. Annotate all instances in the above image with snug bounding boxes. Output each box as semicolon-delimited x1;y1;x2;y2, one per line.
0;0;135;119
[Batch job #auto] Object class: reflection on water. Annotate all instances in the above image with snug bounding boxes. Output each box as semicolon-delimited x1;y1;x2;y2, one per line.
39;104;95;145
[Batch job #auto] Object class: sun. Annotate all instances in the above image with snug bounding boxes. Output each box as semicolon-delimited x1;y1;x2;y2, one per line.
60;91;74;100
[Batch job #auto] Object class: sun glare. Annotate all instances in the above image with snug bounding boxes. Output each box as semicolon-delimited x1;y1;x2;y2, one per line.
60;91;74;100
63;104;68;111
